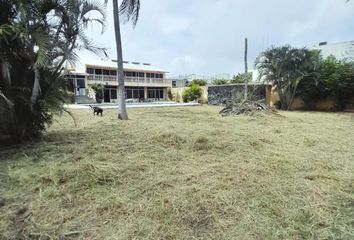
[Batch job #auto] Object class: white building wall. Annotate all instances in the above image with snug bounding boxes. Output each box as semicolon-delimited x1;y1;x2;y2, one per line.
313;41;354;61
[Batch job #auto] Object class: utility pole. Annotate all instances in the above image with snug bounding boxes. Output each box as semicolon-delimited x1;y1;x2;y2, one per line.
244;37;248;100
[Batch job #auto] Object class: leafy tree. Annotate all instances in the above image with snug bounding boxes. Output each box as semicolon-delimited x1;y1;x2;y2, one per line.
211;79;230;85
188;79;208;86
230;72;252;84
112;0;140;120
255;46;320;110
297;55;354;109
91;83;104;103
183;83;202;102
0;0;106;143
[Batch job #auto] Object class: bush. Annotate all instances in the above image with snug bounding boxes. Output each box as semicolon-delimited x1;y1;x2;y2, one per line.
188;79;208;86
91;83;104;103
182;84;202;102
211;79;230;85
230;72;252;84
297;55;354;110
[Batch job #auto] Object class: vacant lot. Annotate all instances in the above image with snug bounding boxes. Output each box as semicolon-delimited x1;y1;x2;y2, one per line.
0;106;353;239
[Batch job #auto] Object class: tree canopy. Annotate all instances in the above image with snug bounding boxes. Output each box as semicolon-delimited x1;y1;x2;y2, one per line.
255;46;320;110
0;0;106;142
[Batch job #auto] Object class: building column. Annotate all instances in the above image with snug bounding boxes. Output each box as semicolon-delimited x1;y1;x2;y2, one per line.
163;88;168;100
144;87;148;100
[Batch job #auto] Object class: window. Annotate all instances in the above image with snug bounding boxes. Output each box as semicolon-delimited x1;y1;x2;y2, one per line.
138;72;144;78
103;69;110;75
77;79;85;88
95;69;102;75
86;68;94;74
147;87;164;99
126;89;133;99
146;73;151;78
125;87;144;99
110;89;117;99
110;70;117;76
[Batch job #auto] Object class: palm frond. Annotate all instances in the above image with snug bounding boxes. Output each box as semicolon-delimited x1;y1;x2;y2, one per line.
32;30;52;67
119;0;140;26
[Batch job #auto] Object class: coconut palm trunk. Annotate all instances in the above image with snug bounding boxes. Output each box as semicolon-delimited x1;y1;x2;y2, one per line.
113;0;128;120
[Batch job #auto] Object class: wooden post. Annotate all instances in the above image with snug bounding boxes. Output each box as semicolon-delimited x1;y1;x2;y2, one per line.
244;37;248;100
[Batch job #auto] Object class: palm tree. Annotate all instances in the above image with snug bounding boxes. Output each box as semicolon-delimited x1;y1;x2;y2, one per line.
0;0;107;142
255;46;320;110
112;0;140;120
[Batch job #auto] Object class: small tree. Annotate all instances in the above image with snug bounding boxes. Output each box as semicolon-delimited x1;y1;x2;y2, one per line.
91;83;104;103
297;55;354;109
182;83;202;102
188;79;208;86
255;46;320;110
230;72;252;84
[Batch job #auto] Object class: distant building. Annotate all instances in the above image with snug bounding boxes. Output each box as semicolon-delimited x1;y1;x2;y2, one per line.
67;59;170;103
313;41;354;61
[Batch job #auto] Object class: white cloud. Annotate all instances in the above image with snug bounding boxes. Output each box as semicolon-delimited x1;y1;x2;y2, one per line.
81;0;354;76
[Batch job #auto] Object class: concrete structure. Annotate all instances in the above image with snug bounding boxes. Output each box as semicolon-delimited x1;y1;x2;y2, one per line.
67;59;171;103
313;41;354;61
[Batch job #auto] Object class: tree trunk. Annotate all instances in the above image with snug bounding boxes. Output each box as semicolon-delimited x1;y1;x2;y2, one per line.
244;37;248;100
30;65;41;104
113;0;128;120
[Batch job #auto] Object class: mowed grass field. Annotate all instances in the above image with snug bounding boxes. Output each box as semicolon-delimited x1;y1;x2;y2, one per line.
0;106;353;239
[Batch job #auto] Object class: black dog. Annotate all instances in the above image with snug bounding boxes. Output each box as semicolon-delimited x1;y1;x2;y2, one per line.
89;105;103;116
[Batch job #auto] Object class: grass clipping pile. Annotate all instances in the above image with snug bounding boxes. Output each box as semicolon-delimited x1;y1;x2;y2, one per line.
220;98;277;117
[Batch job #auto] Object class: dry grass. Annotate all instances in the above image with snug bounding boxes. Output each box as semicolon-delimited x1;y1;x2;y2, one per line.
0;106;353;239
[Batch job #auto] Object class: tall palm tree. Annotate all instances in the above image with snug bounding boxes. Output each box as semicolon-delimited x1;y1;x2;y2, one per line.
0;0;107;142
112;0;140;120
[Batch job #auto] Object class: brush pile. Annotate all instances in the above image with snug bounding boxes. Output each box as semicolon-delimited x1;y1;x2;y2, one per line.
219;99;276;117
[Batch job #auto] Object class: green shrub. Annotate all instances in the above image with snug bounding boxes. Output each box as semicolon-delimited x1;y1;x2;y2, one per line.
296;55;354;109
167;88;173;100
188;79;208;86
211;79;230;85
182;84;202;102
230;72;252;84
91;83;104;103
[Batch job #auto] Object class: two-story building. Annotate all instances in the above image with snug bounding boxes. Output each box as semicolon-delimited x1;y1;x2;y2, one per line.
68;59;170;103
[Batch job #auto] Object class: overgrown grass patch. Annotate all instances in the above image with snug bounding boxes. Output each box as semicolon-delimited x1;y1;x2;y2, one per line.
0;106;353;239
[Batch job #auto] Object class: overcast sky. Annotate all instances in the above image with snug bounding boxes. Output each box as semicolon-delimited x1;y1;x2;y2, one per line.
81;0;354;77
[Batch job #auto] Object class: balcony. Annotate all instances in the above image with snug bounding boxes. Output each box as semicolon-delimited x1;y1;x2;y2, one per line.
87;74;172;87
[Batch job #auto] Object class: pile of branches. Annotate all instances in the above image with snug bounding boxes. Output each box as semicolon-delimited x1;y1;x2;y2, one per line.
219;99;277;117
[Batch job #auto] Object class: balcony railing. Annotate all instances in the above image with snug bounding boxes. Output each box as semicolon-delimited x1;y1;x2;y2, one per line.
87;74;171;87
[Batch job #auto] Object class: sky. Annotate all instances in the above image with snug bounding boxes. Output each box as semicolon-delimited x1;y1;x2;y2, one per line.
81;0;354;77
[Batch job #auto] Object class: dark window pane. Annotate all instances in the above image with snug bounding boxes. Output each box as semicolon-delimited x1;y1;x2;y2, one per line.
146;73;151;78
159;89;164;99
126;89;132;99
148;90;153;98
111;89;117;99
86;68;94;74
110;70;117;76
133;89;139;98
139;89;144;98
138;72;144;78
103;69;110;75
95;69;102;75
77;79;85;88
